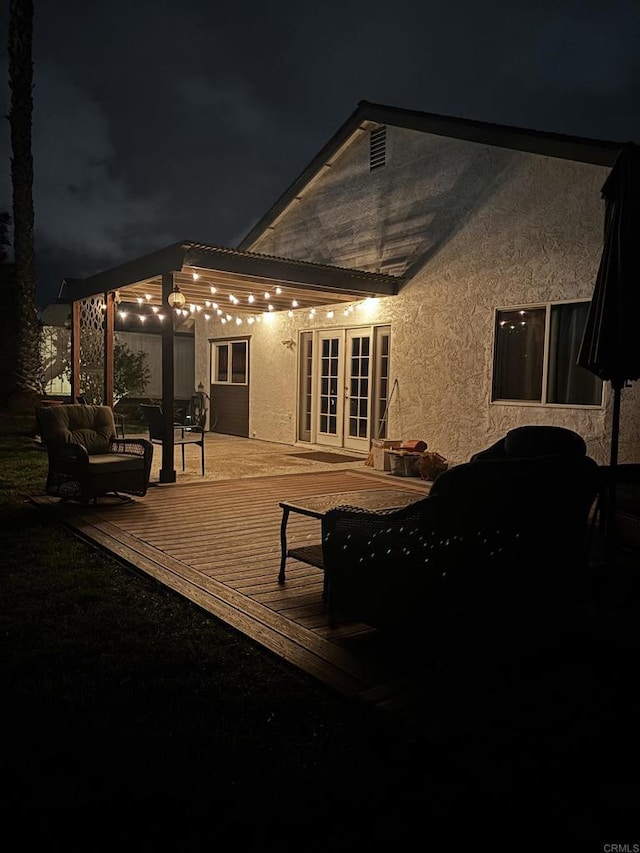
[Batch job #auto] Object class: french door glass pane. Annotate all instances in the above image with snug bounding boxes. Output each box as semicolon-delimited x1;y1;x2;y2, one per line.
347;334;369;439
320;336;340;436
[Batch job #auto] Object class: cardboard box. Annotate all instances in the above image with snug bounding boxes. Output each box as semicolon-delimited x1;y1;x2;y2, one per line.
371;439;402;471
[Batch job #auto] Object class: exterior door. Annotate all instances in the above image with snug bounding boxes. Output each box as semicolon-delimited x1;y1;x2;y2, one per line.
343;328;372;452
316;332;344;447
210;337;249;436
312;328;373;452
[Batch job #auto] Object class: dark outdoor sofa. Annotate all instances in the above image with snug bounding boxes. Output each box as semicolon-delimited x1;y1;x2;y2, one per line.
321;427;600;642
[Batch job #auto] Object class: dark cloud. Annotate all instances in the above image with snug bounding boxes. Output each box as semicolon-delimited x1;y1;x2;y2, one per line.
1;0;639;306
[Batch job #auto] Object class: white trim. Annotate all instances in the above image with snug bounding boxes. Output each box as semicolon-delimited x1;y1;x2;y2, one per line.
210;339;249;386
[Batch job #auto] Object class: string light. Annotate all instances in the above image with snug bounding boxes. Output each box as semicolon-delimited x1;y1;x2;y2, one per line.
107;295;371;326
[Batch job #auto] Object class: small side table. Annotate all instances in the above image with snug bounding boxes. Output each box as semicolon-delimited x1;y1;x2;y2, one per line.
278;488;424;585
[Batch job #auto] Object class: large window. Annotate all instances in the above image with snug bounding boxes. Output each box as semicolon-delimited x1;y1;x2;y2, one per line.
212;339;247;385
492;301;603;406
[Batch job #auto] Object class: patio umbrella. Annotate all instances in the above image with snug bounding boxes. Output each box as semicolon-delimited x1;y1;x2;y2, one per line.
578;141;640;566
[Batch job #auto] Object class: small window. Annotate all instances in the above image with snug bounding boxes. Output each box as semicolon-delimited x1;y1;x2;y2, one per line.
492;301;603;406
370;126;386;171
212;339;247;385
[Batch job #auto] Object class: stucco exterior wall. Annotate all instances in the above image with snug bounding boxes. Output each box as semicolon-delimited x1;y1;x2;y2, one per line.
196;127;639;465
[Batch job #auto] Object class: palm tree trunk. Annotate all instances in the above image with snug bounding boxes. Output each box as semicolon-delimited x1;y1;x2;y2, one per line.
8;0;43;412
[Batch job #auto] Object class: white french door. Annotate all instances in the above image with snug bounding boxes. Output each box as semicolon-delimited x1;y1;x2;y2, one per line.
343;328;373;452
316;331;344;448
313;328;373;453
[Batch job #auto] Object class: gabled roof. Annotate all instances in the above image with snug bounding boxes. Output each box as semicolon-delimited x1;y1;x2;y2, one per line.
58;240;401;317
238;99;624;250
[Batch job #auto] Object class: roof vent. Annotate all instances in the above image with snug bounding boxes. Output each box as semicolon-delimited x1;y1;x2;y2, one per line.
369;126;386;171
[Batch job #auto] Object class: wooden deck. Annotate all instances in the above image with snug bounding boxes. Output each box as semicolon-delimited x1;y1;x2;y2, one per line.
30;468;431;729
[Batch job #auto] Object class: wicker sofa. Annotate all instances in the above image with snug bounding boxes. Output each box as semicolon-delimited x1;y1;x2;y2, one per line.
321;434;600;638
36;404;153;503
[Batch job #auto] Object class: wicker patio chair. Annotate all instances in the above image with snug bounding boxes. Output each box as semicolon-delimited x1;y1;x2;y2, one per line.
36;403;153;503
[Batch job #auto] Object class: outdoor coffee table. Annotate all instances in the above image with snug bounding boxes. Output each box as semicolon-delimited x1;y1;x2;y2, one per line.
278;488;423;585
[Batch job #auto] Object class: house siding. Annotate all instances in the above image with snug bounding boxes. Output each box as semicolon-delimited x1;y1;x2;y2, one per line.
195;127;638;466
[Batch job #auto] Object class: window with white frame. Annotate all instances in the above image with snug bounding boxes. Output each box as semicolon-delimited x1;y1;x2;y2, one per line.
492;301;603;406
211;339;247;385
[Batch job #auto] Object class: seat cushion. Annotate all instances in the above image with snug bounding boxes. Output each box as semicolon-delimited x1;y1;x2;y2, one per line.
87;453;145;474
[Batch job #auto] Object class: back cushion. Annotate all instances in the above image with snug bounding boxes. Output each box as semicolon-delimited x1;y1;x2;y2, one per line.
430;455;599;532
504;426;586;458
38;404;114;454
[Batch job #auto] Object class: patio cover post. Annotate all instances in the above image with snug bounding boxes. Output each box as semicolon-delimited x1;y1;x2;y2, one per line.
160;271;177;483
70;300;80;402
103;290;114;408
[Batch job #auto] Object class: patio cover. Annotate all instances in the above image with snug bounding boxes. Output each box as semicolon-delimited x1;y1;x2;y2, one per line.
57;241;401;319
57;241;402;483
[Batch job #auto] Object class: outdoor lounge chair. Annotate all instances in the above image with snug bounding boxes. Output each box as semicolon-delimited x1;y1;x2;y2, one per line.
321;450;600;641
36;403;153;503
140;403;206;476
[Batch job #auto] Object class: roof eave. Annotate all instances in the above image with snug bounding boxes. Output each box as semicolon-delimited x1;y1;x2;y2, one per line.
57;240;401;306
237;100;625;251
238;103;371;250
58;242;187;302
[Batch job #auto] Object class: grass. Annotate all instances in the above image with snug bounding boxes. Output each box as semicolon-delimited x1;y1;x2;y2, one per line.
1;413;639;849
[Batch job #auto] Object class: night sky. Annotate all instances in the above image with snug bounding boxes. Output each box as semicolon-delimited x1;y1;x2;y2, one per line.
1;0;639;308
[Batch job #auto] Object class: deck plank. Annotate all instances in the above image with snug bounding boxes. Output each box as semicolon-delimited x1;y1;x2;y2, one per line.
30;469;430;722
